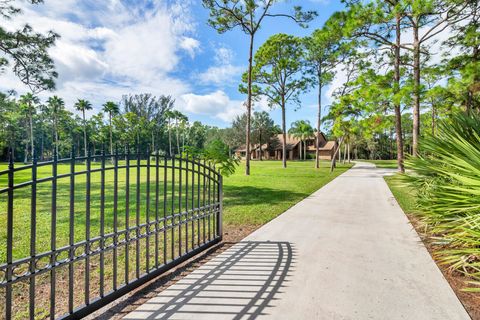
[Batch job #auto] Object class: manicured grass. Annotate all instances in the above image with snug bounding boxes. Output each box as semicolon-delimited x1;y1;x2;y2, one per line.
384;174;417;214
0;160;352;261
0;159;352;318
363;159;399;169
223;160;352;226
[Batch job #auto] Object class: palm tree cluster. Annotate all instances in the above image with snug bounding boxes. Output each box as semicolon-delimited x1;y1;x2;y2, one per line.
0;93;223;162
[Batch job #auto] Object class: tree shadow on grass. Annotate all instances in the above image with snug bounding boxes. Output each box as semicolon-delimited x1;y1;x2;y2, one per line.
223;185;308;207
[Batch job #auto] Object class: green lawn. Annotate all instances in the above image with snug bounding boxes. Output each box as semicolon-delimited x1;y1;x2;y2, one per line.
0;159;352;318
223;160;352;226
384;174;417;214
0;159;352;261
363;159;399;169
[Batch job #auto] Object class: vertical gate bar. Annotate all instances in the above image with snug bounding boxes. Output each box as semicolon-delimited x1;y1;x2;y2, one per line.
163;155;167;264
50;151;57;319
5;149;14;320
145;148;151;272
202;159;206;244
85;150;91;305
68;148;75;314
171;156;175;260
125;147;130;283
100;149;106;296
29;152;37;319
155;152;159;268
217;174;223;238
136;148;141;279
212;164;216;238
191;156;195;249
185;153;189;252
197;158;200;246
208;163;211;241
178;154;182;257
113;146;119;289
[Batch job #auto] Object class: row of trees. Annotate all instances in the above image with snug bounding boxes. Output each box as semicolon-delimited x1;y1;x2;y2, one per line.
0;92;225;162
204;0;479;173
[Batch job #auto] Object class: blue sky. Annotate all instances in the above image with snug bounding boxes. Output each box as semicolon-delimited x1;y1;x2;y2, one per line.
4;0;346;129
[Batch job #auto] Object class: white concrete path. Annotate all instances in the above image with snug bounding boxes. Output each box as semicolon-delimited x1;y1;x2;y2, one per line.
124;162;470;320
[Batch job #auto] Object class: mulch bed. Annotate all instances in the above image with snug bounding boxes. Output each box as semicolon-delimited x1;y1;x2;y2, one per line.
405;213;480;320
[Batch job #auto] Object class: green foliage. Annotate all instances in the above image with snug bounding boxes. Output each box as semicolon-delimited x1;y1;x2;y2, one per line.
250;33;311;109
405;112;480;289
184;139;240;177
0;0;58;92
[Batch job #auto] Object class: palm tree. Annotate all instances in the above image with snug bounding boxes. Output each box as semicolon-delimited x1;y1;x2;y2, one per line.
172;110;188;154
74;99;93;157
165;110;174;156
102;101;119;156
289;120;314;160
19;93;40;162
46;96;65;156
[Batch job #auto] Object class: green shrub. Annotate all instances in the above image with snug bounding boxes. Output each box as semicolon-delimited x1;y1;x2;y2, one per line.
406;112;480;290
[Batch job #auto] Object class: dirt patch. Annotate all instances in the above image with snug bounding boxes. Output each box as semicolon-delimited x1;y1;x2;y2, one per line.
405;213;480;320
87;224;258;319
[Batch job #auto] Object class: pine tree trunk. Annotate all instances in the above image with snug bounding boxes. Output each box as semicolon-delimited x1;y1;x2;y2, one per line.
412;22;421;157
281;96;287;169
394;14;405;173
315;73;322;169
245;34;255;175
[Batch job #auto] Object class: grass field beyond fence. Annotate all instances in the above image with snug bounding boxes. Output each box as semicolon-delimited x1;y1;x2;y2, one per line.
0;159;352;319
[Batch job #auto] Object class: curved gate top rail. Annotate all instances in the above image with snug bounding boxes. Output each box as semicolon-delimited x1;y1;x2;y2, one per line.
0;147;223;320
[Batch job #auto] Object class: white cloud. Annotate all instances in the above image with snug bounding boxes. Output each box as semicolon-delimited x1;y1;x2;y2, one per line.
196;47;243;86
2;0;198;111
180;37;201;58
179;90;245;122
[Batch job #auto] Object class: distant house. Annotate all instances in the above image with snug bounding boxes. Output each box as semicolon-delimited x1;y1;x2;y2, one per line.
235;132;337;161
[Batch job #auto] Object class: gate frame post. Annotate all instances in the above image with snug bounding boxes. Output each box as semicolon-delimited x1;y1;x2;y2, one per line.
217;175;223;239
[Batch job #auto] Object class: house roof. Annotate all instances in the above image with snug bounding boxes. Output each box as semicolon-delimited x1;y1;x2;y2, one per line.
235;132;335;152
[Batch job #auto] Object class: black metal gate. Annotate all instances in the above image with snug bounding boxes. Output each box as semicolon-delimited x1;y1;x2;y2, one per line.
0;147;223;319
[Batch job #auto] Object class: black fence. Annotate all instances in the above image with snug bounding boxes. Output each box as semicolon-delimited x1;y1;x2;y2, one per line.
0;147;223;319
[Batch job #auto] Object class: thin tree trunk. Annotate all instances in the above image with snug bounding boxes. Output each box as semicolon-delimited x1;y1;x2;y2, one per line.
431;103;436;137
54;116;59;156
299;139;302;161
330;136;344;172
348;143;351;163
281;96;287;169
304;140;307;160
338;142;342;161
29;112;34;160
168;122;172;156
259;132;263;161
40;130;44;161
245;34;255;175
83;110;88;157
109;113;113;155
315;75;322;169
176;121;181;154
395;14;405;173
412;21;421;157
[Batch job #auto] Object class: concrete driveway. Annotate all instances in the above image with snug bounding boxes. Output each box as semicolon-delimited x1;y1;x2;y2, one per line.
124;162;470;320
